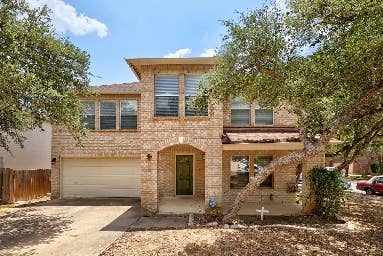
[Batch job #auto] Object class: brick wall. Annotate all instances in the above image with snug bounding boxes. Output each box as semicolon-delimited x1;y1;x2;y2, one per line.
223;101;297;127
222;150;299;205
158;144;205;199
51;94;141;198
138;64;223;214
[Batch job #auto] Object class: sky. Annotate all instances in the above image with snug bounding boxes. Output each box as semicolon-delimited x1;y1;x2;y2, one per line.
26;0;269;85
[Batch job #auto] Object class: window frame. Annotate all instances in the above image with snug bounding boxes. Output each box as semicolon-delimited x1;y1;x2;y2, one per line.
184;74;208;117
230;155;250;189
230;99;251;126
255;104;274;126
120;99;138;130
154;74;180;117
99;100;117;130
80;100;96;130
253;155;274;188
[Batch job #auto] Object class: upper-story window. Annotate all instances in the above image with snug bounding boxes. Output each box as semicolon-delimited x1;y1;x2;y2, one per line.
255;104;273;125
185;75;208;116
100;101;116;130
80;101;95;129
120;100;137;130
231;99;250;125
155;75;179;117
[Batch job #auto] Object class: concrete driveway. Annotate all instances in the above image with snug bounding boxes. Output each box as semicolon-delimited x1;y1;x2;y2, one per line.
0;198;142;256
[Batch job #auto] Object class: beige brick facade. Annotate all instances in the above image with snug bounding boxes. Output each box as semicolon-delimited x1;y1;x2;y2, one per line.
137;64;223;214
222;150;299;205
158;144;205;199
223;100;297;127
51;58;324;216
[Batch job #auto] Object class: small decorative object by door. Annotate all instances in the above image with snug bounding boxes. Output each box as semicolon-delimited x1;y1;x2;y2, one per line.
208;198;217;208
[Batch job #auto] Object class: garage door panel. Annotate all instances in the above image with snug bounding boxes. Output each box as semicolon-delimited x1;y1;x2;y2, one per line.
62;158;141;198
63;186;140;198
63;176;140;186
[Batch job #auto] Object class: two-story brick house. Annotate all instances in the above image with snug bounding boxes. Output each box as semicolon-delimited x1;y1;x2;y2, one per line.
51;57;325;215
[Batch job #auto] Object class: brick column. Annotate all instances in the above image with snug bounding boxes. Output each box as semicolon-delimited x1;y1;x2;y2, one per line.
204;146;223;208
302;152;325;213
140;152;158;215
50;155;60;199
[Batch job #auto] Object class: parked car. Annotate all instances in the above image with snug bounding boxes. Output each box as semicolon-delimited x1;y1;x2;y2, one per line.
341;177;351;190
356;175;383;195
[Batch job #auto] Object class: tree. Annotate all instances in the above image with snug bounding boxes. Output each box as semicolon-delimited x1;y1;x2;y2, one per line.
0;0;91;151
196;0;383;223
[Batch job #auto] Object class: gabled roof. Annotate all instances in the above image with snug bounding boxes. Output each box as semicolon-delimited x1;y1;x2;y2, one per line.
125;57;218;80
91;82;140;95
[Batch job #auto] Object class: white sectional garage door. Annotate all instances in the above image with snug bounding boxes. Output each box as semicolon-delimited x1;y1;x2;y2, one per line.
62;158;141;198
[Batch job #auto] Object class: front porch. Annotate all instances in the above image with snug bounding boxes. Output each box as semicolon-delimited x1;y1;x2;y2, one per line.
159;197;205;214
223;201;303;216
158;197;302;216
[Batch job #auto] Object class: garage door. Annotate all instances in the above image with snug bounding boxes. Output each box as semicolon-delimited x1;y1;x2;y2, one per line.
62;158;141;198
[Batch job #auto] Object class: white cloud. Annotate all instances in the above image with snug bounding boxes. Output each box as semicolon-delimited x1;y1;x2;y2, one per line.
163;48;192;58
200;48;217;57
26;0;108;38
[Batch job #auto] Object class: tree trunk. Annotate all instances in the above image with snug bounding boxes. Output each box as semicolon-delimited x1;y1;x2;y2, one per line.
222;142;325;224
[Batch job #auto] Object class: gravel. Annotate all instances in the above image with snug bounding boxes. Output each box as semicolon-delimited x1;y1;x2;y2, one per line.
101;194;383;256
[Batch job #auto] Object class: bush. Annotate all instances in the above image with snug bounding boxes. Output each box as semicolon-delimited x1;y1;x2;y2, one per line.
370;161;380;174
309;166;347;218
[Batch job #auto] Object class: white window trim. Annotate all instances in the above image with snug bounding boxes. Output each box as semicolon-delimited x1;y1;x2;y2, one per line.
80;100;96;129
99;100;117;130
120;100;138;130
230;99;251;126
184;74;209;117
230;155;250;189
255;104;274;126
154;74;180;117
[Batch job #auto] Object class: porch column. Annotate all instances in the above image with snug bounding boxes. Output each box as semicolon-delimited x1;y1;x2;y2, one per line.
302;152;325;213
140;152;158;215
204;147;223;208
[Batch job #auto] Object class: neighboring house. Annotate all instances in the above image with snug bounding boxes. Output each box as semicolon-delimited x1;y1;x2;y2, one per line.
51;57;325;215
0;123;51;170
326;152;378;175
350;152;378;175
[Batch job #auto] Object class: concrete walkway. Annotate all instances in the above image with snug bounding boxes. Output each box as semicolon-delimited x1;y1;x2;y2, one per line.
0;198;142;256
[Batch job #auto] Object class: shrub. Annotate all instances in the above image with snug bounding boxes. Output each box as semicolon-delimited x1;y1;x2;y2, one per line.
309;166;347;218
370;161;380;174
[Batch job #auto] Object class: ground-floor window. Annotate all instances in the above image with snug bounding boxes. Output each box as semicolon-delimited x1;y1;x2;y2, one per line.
230;155;250;188
229;154;274;189
254;155;274;188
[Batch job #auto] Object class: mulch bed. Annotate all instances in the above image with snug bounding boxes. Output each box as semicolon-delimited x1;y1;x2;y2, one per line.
101;194;383;256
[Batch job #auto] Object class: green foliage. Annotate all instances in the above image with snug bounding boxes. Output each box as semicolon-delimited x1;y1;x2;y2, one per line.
0;0;91;150
195;0;383;147
370;161;380;174
309;167;347;218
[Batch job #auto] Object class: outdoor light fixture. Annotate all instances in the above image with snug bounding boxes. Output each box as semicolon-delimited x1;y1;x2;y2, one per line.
202;153;205;160
146;153;152;161
51;157;57;164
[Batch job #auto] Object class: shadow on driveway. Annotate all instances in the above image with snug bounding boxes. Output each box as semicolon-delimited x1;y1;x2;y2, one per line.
0;207;72;252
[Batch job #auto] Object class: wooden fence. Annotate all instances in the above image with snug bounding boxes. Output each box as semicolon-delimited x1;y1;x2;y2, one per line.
0;168;51;204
